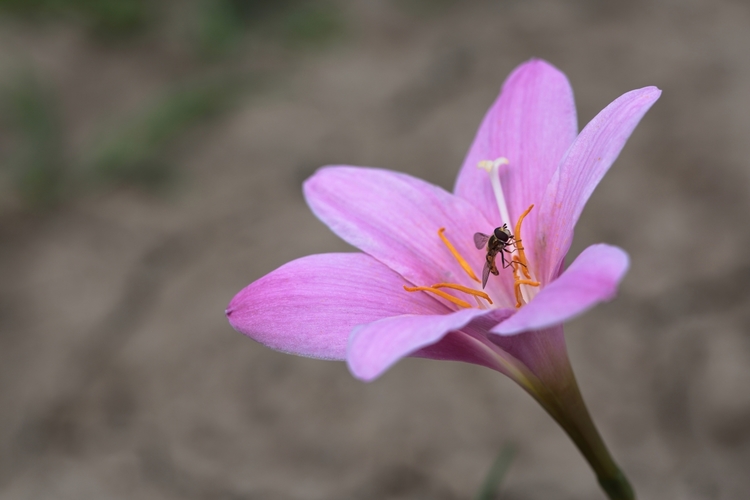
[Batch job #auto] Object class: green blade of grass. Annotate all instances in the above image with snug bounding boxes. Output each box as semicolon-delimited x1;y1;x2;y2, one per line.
473;443;516;500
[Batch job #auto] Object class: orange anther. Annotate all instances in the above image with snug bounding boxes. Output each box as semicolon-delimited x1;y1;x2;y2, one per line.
403;285;472;309
438;228;480;283
431;283;493;305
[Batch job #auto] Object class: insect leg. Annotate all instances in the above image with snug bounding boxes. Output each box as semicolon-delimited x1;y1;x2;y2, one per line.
500;248;514;269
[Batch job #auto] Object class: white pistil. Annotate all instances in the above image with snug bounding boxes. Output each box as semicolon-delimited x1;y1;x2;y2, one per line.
477;158;512;228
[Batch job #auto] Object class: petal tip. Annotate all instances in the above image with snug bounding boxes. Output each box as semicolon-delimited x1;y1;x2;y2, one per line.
519;57;553;68
346;357;382;383
645;86;662;99
511;58;567;81
632;86;662;104
225;290;246;322
225;303;241;325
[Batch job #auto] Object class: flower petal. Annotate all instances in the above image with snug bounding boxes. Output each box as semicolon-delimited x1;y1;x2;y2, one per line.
304;166;515;305
226;253;448;361
454;59;578;239
536;86;661;283
491;244;629;335
347;307;510;381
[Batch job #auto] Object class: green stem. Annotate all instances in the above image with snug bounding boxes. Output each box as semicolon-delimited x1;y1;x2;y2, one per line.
477;333;635;499
530;362;634;500
545;380;634;500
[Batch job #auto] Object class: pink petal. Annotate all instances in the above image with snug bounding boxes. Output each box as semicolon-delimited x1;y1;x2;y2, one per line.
348;307;512;381
226;253;448;361
454;59;578;247
491;244;629;335
536;87;661;283
304;166;515;305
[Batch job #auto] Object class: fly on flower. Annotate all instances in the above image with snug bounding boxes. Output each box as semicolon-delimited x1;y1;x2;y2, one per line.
474;224;516;289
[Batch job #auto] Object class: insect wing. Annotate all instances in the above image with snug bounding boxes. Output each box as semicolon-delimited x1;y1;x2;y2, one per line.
481;260;491;289
474;232;490;250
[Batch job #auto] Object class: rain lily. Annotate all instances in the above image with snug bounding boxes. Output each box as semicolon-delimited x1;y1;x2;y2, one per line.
227;59;660;500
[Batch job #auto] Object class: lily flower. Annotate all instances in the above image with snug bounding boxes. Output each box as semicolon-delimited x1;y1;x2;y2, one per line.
226;59;659;500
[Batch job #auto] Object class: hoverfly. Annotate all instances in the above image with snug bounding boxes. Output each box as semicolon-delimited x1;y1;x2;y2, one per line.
474;225;516;289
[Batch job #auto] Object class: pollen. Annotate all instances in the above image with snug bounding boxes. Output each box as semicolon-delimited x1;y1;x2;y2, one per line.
511;204;540;308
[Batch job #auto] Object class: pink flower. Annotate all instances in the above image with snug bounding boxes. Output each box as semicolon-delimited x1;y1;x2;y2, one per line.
227;59;659;382
226;59;659;499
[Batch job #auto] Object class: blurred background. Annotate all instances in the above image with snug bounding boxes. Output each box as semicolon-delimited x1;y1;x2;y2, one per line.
0;0;749;498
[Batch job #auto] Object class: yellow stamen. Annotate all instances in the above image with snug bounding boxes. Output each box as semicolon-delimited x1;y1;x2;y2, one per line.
437;228;480;283
403;285;472;309
431;283;493;305
511;205;541;308
405;229;492;310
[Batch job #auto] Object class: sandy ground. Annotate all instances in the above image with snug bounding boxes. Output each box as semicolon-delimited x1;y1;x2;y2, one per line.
2;1;750;498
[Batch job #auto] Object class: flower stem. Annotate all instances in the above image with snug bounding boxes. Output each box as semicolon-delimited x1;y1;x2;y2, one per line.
486;329;636;500
544;378;635;500
530;359;635;500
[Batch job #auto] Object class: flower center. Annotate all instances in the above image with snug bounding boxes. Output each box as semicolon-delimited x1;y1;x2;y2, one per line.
478;158;540;307
403;222;539;310
402;158;541;310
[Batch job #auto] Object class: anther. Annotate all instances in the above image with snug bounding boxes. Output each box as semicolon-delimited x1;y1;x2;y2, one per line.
431;283;492;305
403;285;472;309
438;228;480;283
